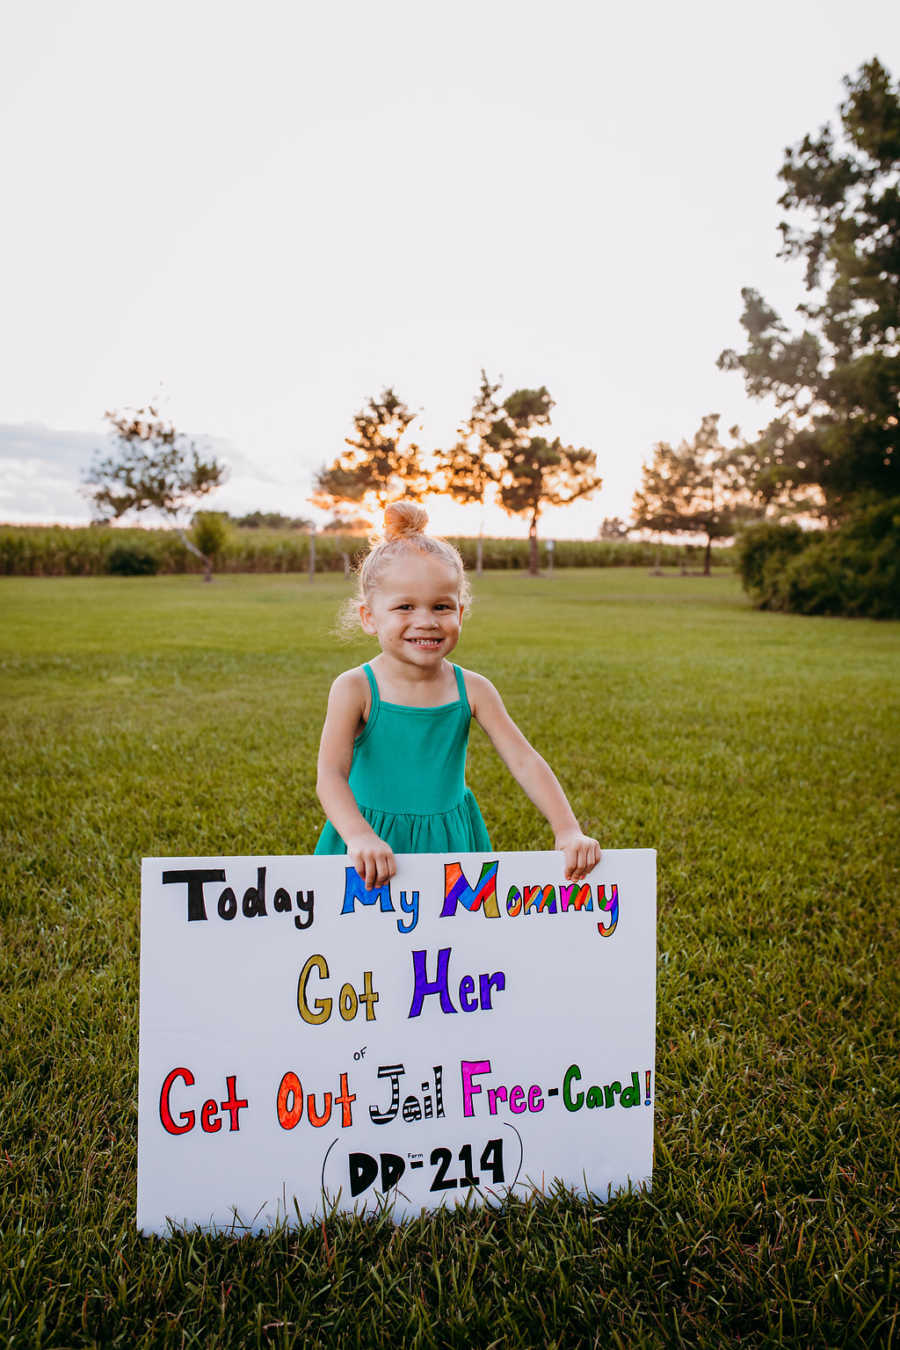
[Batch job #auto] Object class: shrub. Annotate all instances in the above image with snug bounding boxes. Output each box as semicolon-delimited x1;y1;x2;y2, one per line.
192;511;230;561
106;544;159;576
736;500;900;618
734;521;809;604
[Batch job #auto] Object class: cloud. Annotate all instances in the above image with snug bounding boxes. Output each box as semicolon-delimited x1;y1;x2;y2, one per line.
0;422;101;523
0;420;295;524
0;421;101;469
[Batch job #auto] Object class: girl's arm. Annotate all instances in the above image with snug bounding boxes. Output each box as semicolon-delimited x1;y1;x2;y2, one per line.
315;669;397;889
466;671;601;882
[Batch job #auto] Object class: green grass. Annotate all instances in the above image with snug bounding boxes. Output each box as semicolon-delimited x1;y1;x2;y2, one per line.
1;570;897;1348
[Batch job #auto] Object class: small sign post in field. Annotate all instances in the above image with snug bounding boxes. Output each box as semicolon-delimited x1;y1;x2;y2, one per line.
137;849;656;1234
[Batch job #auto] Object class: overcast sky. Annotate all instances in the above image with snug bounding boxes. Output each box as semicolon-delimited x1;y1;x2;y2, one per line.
1;0;898;535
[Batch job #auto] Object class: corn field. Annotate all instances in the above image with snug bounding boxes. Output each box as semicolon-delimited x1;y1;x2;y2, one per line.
0;525;731;577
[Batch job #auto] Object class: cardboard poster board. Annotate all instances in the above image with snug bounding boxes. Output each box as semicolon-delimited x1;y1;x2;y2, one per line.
137;849;656;1233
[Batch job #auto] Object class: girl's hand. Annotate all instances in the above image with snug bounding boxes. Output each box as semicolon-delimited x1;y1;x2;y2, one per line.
555;830;602;882
347;832;397;890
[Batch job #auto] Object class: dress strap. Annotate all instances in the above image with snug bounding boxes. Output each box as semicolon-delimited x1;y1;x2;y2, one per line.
362;662;380;710
451;663;471;715
353;663;381;747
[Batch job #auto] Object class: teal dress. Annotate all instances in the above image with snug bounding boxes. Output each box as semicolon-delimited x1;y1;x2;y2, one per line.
315;662;492;855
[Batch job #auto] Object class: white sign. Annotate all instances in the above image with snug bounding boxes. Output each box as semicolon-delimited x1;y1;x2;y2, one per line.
138;849;656;1234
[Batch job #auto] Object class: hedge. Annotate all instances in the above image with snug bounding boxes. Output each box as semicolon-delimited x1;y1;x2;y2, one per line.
735;500;900;619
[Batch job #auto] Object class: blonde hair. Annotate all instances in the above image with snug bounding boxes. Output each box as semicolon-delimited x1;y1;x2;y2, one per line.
338;501;471;636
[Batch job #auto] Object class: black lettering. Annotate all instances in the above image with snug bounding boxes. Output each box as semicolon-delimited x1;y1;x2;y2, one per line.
369;1064;404;1125
429;1147;456;1190
217;887;237;920
349;1152;378;1197
294;889;315;930
380;1153;405;1191
161;868;226;922
242;867;267;918
402;1095;422;1122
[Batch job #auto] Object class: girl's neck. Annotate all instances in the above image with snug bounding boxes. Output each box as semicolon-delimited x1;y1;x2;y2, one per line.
370;654;457;706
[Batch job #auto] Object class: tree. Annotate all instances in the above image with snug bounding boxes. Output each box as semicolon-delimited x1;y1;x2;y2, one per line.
312;388;427;514
718;58;900;520
598;516;630;540
320;514;372;534
632;414;759;574
84;405;227;574
437;370;502;506
191;511;230;582
436;373;602;576
233;510;313;530
493;386;602;576
435;371;502;574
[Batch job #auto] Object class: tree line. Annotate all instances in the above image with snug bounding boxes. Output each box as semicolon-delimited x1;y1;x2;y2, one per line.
311;376;602;576
83;58;898;606
720;57;899;614
84;380;604;579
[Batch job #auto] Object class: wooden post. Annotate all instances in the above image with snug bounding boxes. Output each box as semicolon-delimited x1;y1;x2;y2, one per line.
309;525;316;582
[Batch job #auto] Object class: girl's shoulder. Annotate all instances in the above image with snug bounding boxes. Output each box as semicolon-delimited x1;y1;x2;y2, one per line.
455;665;501;715
328;665;373;716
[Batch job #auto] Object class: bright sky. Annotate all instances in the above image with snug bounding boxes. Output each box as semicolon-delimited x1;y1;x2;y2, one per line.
1;0;898;537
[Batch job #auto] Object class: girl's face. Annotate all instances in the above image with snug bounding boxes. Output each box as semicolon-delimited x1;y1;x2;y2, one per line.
360;552;463;669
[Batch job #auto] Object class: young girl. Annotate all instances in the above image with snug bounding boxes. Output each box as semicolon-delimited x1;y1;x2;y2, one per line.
314;502;601;888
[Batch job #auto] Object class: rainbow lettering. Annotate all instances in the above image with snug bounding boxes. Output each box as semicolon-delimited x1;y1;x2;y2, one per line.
440;861;500;919
596;884;619;936
441;863;620;938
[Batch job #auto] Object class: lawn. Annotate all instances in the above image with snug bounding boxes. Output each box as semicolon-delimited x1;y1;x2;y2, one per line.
1;570;897;1348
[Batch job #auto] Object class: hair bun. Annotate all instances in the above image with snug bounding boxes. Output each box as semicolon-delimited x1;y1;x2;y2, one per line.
383;500;428;540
